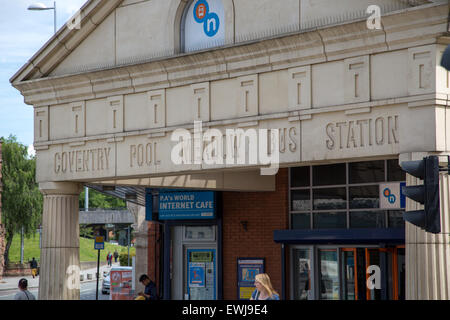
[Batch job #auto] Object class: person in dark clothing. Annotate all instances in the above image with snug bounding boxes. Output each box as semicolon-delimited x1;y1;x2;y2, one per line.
138;274;158;300
29;258;38;279
113;250;119;263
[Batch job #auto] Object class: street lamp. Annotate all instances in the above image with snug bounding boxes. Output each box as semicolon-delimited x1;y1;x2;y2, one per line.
28;2;57;34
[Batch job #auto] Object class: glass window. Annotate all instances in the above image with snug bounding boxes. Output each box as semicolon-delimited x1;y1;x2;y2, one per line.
289;160;406;230
313;164;346;186
292;213;311;229
293;248;312;300
388;211;405;228
349;161;384;184
313;188;347;210
349;186;379;209
350;211;386;228
291;166;310;187
291;190;310;211
387;159;406;182
318;249;339;300
183;226;215;241
313;212;347;229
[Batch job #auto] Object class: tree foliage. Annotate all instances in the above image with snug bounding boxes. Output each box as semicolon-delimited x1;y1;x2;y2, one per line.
1;135;42;266
79;188;125;210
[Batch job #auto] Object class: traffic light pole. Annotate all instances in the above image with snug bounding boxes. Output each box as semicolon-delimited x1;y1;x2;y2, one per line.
402;153;450;299
96;249;100;300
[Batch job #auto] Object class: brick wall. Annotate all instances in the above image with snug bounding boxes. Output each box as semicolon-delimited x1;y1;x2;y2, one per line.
222;168;289;299
3;264;32;277
147;221;162;294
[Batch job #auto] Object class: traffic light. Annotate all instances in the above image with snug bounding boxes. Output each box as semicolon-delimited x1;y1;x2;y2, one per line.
400;156;440;234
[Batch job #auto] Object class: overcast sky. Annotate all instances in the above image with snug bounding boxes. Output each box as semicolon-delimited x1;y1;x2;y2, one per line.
0;0;87;152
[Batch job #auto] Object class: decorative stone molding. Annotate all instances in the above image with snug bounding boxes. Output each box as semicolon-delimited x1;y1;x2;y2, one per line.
11;4;449;108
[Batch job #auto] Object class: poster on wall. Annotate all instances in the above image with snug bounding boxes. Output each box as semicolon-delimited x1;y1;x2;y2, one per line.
110;269;134;300
237;258;265;300
189;262;206;287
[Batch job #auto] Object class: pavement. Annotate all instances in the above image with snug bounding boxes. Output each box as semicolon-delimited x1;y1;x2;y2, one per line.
0;262;120;292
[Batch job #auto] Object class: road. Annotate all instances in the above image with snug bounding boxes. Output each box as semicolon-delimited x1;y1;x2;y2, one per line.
0;280;110;300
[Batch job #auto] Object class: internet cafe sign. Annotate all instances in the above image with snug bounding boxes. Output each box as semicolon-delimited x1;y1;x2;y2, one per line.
184;0;225;51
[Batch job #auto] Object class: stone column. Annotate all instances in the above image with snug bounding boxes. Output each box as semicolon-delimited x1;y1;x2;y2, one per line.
39;182;82;300
128;202;148;293
402;155;450;299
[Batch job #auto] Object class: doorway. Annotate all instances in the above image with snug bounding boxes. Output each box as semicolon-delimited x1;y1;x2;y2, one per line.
291;245;405;300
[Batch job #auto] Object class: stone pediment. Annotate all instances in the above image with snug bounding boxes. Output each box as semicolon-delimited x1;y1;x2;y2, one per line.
11;0;124;83
11;0;442;87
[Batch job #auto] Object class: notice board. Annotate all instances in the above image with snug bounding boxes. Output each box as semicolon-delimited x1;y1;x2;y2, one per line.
237;258;264;300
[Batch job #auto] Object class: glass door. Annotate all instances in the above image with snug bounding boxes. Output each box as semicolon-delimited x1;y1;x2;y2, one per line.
292;248;313;300
394;246;405;300
318;249;340;300
365;248;382;300
340;248;357;300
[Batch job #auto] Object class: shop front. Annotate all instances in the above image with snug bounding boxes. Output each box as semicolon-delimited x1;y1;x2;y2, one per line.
290;245;405;300
146;189;222;300
275;160;407;300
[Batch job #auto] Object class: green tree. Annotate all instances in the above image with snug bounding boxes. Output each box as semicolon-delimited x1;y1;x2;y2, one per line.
79;188;125;209
1;136;42;266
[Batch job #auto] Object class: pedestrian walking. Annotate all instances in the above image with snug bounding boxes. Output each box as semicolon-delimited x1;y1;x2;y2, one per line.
29;257;38;279
250;273;280;300
14;279;36;300
106;252;113;267
113;250;119;263
137;274;158;300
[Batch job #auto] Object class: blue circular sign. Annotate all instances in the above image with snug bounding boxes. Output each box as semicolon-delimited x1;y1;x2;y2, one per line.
203;12;220;37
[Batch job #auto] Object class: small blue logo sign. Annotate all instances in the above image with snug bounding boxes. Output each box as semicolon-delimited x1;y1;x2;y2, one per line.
383;188;396;204
193;0;220;37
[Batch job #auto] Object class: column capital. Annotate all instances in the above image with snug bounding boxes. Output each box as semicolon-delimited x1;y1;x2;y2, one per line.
39;181;83;195
399;152;450;164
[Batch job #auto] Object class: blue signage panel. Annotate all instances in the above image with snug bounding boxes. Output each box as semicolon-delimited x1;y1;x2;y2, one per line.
237;258;265;300
189;263;206;287
159;191;215;220
94;236;104;250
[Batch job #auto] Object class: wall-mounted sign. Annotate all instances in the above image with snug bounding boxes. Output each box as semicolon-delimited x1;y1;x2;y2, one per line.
184;0;225;52
379;182;406;209
159;191;215;220
189;262;206;287
237;258;265;300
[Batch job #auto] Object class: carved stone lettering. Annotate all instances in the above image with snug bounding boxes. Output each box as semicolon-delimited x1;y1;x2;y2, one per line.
326;116;399;150
53;148;111;174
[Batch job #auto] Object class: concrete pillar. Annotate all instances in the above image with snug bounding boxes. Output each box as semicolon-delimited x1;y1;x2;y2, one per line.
128;202;148;293
39;182;82;300
403;155;450;300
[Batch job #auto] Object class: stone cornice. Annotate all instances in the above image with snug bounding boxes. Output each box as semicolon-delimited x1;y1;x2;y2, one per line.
12;3;449;107
32;92;449;149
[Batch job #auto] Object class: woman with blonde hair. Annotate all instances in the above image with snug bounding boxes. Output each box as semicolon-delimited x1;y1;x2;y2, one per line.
250;273;280;300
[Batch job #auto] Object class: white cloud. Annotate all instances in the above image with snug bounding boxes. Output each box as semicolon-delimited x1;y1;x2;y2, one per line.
0;0;89;147
27;144;36;158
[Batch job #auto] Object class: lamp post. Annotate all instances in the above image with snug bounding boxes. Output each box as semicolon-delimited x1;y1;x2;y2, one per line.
28;2;57;34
